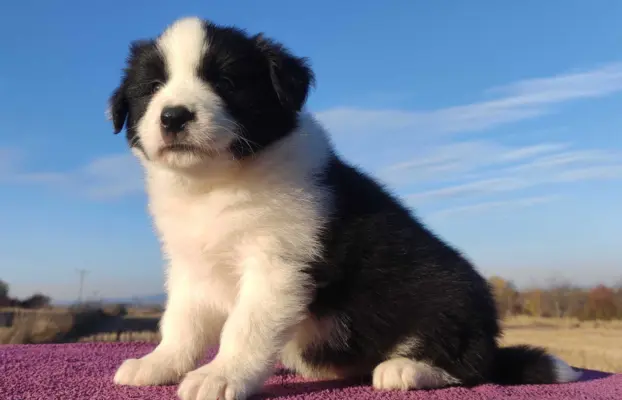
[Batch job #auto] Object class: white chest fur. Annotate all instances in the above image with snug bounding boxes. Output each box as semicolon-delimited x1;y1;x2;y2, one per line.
114;115;347;396
143;118;333;315
152;186;254;267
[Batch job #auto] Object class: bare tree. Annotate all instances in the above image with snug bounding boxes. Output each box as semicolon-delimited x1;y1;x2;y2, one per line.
543;277;579;318
21;293;51;309
488;276;520;318
582;285;618;320
521;288;544;317
0;279;8;299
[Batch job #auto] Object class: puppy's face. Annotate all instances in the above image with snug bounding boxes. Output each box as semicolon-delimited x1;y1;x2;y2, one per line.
108;17;314;171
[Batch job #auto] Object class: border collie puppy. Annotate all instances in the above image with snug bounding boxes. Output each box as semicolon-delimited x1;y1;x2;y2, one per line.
108;16;580;400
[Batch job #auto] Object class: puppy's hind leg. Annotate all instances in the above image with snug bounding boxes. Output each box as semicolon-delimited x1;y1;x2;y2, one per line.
372;357;460;391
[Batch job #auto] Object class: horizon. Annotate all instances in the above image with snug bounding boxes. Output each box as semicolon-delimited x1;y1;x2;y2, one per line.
45;279;622;306
1;1;621;302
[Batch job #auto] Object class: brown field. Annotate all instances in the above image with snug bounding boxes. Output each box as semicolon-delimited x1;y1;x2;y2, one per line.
0;306;160;345
500;316;622;373
1;309;621;373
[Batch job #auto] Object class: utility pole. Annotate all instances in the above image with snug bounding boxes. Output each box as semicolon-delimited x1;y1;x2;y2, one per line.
77;269;89;305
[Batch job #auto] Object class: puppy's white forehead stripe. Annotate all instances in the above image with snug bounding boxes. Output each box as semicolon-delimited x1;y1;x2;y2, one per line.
158;17;207;78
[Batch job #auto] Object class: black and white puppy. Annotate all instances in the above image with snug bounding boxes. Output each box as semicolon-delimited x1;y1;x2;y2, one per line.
108;16;580;400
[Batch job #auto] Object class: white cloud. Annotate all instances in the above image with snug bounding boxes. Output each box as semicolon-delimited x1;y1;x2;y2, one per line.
313;62;622;216
315;62;622;137
380;140;572;184
0;150;143;200
77;154;144;200
429;195;558;219
3;62;621;205
503;149;616;173
554;165;622;182
406;144;622;205
486;63;622;101
409;177;531;202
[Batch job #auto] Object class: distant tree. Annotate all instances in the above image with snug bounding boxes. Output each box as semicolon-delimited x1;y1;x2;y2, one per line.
565;288;589;319
0;279;8;299
580;285;618;320
21;293;51;309
483;277;622;321
488;276;520;317
521;289;544;317
543;278;582;318
105;303;128;317
615;281;622;318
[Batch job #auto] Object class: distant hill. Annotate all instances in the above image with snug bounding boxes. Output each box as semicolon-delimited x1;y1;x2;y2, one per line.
102;293;167;306
53;293;167;306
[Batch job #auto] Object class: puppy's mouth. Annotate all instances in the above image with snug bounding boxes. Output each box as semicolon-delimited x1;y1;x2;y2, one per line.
157;143;214;157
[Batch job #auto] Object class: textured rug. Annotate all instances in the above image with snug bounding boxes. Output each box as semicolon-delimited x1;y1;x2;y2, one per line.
1;342;620;399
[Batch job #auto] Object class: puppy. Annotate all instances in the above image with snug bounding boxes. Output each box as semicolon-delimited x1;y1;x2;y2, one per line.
108;16;580;400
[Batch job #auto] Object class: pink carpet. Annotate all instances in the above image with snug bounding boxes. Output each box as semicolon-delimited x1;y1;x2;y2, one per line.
1;342;620;399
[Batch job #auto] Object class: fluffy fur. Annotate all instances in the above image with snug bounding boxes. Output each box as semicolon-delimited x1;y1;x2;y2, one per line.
108;16;581;400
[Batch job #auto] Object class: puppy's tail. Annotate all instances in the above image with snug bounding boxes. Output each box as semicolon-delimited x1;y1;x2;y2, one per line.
491;345;582;385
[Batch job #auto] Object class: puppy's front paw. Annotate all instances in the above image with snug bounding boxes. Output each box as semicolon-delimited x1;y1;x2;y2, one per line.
114;352;184;386
177;362;258;400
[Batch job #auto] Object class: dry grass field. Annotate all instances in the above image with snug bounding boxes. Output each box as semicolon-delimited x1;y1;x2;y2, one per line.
0;306;160;345
0;307;76;344
1;308;621;373
501;316;622;373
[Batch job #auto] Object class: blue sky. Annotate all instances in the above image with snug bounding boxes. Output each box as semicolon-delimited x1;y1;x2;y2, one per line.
1;1;621;301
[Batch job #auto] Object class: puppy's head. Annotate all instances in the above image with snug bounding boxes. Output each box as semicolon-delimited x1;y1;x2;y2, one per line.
108;17;314;171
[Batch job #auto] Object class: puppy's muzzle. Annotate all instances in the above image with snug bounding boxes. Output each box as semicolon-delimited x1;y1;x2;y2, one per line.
160;105;195;144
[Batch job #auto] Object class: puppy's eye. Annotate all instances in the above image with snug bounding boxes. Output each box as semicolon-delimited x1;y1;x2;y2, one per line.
216;77;235;91
151;82;163;94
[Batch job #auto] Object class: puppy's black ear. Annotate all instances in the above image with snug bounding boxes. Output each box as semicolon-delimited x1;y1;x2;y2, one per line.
107;80;128;134
254;34;315;112
107;40;157;134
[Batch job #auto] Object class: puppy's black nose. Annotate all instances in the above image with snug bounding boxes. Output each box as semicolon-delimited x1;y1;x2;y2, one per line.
160;106;195;133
